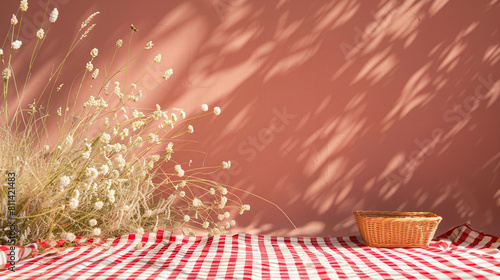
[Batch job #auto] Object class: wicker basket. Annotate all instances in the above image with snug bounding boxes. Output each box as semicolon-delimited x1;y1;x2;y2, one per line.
353;211;442;248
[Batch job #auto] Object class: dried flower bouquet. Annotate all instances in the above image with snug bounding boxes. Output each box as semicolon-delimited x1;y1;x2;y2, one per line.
1;1;253;247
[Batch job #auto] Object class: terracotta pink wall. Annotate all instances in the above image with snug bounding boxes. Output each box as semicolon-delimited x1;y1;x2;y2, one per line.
2;0;499;237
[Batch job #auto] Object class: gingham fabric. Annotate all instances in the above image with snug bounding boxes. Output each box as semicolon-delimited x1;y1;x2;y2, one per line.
1;224;499;279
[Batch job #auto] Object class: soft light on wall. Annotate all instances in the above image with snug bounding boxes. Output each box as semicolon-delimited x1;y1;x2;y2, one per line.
1;0;499;237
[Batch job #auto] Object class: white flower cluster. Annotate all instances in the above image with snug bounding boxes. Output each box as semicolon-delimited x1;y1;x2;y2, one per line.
11;14;18;26
192;198;203;207
86;62;94;72
174;164;184;177
36;28;45;40
60;232;76;242
154;54;161;63
92;69;99;79
221;161;231;170
213;107;221;115
12;40;22;50
83;96;108;108
20;0;28;12
239;204;251;215
2;68;11;80
90;48;98;58
49;8;59;23
162;68;173;80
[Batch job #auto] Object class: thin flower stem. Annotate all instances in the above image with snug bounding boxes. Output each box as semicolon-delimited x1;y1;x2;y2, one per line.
124;30;134;93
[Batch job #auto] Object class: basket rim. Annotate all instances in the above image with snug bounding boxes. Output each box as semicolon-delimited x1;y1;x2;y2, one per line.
353;210;442;220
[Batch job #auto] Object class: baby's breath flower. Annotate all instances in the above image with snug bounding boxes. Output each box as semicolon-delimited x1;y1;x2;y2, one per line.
177;169;185;177
59;175;71;187
209;188;215;195
151;155;160;162
201;104;209;111
36;28;45;39
94;201;104;210
57;107;62;117
202;221;209;229
213;107;221;115
179;191;185;197
86;61;94;72
132;120;145;131
162;68;173;80
154;54;161;63
219;196;227;209
187;125;194;133
137;228;144;235
171;113;177;122
69;197;79;210
99;164;109;175
93;228;101;236
183;215;190;222
224;212;230;218
179;180;187;188
221;187;228;195
65;135;74;146
0;49;3;55
230;220;236;227
133;109;144;118
193;198;203;207
239;204;250;215
166;142;174;153
82;151;90;159
148;133;159;144
116;39;123;48
119;128;129;140
85;167;99;180
115;154;126;169
145;41;154;49
57;83;64;91
90;48;98;58
217;214;224;221
2;68;11;80
221;161;231;170
62;232;76;242
20;0;28;12
89;219;97;226
101;133;111;144
147;161;154;169
49;8;59;23
92;68;99;79
179;111;186;118
11;14;18;25
12;40;22;50
108;189;116;203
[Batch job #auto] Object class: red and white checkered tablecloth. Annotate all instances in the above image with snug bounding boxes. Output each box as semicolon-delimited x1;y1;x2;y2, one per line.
1;224;499;279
